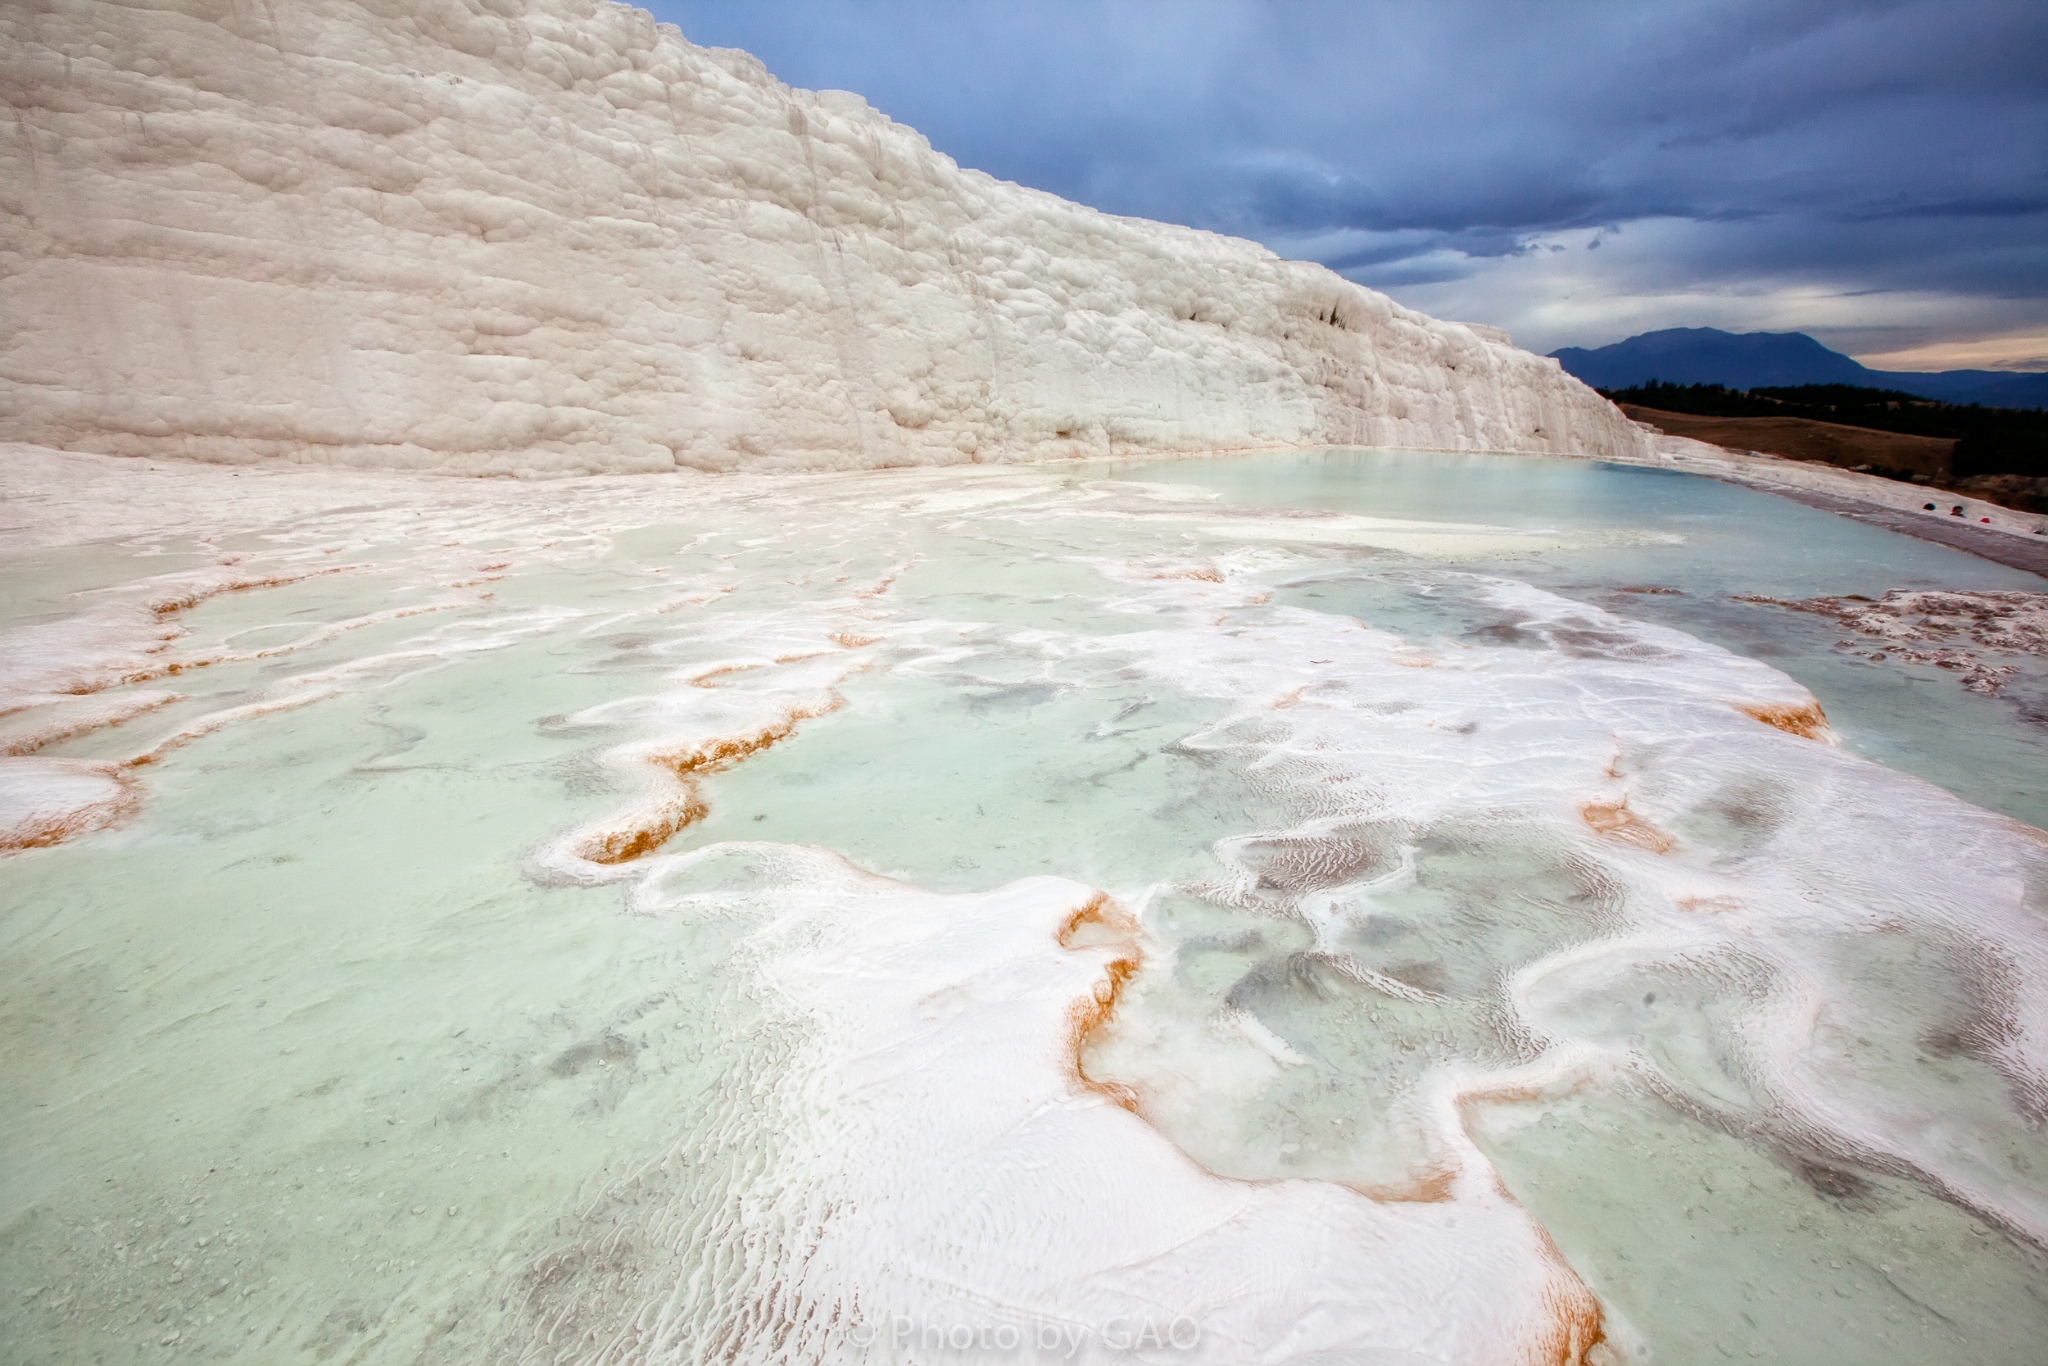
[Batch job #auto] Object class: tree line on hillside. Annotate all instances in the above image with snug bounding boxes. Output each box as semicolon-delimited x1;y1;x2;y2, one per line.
1599;381;2047;478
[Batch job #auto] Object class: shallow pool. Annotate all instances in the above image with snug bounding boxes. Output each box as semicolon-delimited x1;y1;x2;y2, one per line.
3;449;2043;1364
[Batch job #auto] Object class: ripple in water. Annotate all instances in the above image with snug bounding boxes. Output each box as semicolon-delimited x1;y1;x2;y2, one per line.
3;448;2045;1363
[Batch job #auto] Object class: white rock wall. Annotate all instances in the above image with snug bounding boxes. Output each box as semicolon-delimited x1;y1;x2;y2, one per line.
0;0;1650;475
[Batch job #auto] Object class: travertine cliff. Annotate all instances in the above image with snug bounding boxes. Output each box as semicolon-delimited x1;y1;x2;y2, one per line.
0;0;1649;475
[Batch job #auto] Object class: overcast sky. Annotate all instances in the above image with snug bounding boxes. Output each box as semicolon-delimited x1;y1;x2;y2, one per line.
642;1;2048;369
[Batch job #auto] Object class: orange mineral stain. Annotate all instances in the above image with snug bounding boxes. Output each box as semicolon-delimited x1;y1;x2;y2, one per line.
1522;1275;1607;1366
1580;799;1675;854
1059;895;1142;1112
579;698;843;865
1737;700;1829;739
577;789;710;865
852;562;914;598
1344;1165;1458;1205
0;766;137;852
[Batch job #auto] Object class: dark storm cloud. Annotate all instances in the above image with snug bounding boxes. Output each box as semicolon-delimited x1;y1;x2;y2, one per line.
641;0;2048;349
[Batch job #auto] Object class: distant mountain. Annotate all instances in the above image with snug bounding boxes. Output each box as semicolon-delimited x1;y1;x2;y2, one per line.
1883;369;2048;409
1550;328;2048;409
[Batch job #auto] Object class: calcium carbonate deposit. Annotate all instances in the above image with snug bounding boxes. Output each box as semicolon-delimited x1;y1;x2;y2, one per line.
1;0;1645;474
5;441;2048;1366
5;4;2048;1366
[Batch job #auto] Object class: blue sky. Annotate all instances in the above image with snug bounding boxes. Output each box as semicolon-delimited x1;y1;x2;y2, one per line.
640;1;2048;368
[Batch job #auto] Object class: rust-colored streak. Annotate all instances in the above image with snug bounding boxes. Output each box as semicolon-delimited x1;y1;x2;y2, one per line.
1152;568;1225;584
852;562;913;599
829;632;881;649
655;588;733;615
8;565;424;850
109;602;459;692
3;697;180;757
0;772;138;852
1341;1165;1458;1205
1580;800;1675;854
1522;1277;1607;1366
1057;893;1139;950
1738;700;1829;739
1431;1105;1607;1364
1059;895;1143;1112
113;657;210;689
652;699;839;779
146;564;354;619
688;662;757;687
578;789;710;865
579;698;843;866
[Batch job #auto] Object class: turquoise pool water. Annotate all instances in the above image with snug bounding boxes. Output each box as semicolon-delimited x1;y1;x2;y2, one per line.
1104;448;2048;828
3;450;2043;1365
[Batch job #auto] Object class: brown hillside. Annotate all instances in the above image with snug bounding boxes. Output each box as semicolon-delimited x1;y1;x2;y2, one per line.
1620;405;1954;478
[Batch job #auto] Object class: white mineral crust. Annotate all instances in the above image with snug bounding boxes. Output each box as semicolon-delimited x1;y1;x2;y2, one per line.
1;0;1649;475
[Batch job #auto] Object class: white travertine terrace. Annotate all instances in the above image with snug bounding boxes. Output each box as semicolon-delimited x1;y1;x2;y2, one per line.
0;0;1649;475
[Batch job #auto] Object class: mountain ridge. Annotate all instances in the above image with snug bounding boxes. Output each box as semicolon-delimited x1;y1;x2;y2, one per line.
1551;328;2048;409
